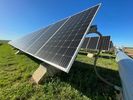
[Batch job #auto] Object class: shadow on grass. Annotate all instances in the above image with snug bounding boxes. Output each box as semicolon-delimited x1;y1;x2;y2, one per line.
97;55;115;59
21;53;120;99
78;52;88;55
56;61;121;99
0;43;3;46
79;51;115;59
19;53;42;64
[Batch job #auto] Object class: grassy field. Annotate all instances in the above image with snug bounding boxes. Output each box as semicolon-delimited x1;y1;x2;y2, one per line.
124;48;133;58
0;44;120;100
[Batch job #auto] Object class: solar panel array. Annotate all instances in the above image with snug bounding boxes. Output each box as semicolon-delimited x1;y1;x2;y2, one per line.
81;36;111;50
109;41;114;50
9;4;100;73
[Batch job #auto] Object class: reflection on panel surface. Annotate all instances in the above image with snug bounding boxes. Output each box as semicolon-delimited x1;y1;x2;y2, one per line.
27;19;68;54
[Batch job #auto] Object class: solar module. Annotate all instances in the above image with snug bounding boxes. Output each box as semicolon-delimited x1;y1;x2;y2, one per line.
9;4;101;73
97;36;110;50
81;37;91;49
9;26;51;50
26;19;68;54
87;37;99;50
81;38;89;48
109;41;113;50
81;36;111;51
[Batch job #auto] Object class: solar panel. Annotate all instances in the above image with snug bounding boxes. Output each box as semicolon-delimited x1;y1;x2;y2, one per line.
109;41;113;50
81;36;111;51
97;36;110;50
26;19;68;54
87;37;99;50
81;37;90;48
9;4;101;73
13;27;51;50
9;28;45;47
9;19;68;51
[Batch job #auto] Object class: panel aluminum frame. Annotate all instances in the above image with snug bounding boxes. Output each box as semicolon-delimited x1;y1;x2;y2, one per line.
9;3;101;73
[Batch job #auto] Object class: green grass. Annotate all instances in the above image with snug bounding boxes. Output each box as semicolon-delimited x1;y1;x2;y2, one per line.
0;44;120;100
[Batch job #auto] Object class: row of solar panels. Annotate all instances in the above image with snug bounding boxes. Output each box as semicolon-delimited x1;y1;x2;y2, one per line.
81;36;114;51
9;4;100;73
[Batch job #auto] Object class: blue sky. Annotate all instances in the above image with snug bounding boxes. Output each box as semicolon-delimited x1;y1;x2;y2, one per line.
0;0;133;47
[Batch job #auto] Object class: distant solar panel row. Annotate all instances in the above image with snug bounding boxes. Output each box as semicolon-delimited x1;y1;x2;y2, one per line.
109;41;114;50
9;4;101;73
81;36;111;50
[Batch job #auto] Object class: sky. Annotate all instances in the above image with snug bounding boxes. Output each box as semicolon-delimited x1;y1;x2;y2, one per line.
0;0;133;47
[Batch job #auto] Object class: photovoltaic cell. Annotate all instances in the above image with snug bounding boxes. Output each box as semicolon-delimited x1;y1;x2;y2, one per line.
9;4;101;72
